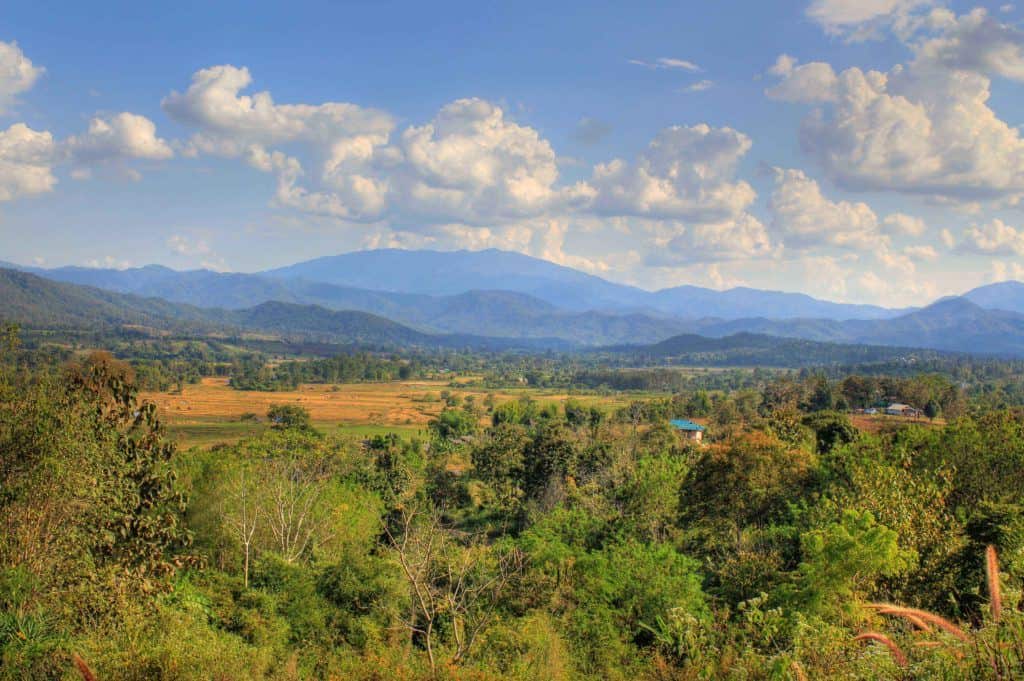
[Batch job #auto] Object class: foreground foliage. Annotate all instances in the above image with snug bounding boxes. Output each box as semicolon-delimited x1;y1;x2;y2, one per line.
3;336;1024;679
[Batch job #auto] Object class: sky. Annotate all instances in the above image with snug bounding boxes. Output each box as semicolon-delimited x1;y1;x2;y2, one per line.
3;0;1024;305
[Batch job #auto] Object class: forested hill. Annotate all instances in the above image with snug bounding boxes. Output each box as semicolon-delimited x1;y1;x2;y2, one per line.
20;252;1024;350
605;331;954;367
0;267;1003;362
9;262;687;345
0;267;215;331
685;298;1024;357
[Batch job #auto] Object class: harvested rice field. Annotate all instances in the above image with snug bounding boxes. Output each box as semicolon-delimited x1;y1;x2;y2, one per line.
141;377;637;448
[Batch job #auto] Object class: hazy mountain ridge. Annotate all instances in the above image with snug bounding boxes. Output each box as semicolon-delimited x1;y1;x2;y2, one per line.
962;280;1024;315
6;266;1024;358
685;298;1024;356
10;249;1024;355
7;249;924;347
263;248;910;319
0;269;568;351
10;261;686;345
606;330;955;367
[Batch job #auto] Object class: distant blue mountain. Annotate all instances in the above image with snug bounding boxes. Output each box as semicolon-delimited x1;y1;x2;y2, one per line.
5;260;686;345
649;284;908;321
263;248;652;312
963;280;1024;315
686;297;1024;357
262;248;908;319
8;261;1024;356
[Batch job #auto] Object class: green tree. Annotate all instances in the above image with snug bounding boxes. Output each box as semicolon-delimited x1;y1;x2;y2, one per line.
787;509;914;617
1;355;193;615
471;423;530;512
267;403;313;431
802;410;858;454
686;390;713;417
429;407;477;441
680;431;816;545
523;423;580;501
804;375;835;412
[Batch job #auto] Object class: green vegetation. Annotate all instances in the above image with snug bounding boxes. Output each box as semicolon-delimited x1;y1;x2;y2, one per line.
4;324;1024;679
228;353;416;391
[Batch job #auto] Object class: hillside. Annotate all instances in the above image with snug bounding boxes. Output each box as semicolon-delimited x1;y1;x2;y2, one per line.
606;331;951;367
0;268;215;332
686;298;1024;356
222;301;438;347
14;251;1024;355
0;269;567;351
651;285;906;320
963;280;1024;315
15;263;685;345
262;248;651;311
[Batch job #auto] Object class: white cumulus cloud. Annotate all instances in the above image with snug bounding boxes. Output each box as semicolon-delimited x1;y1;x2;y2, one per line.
65;112;173;163
958;218;1024;256
766;56;838;102
167;233;211;256
0;123;56;202
0;41;44;114
650;213;773;265
588;124;755;222
883;212;927;236
772;9;1024;203
768;167;883;250
806;0;938;41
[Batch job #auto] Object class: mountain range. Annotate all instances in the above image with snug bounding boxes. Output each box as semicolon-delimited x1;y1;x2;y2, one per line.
4;247;1024;356
609;331;954;367
0;269;569;352
0;267;963;367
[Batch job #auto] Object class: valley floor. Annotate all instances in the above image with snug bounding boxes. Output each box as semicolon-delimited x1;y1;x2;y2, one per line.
142;377;640;448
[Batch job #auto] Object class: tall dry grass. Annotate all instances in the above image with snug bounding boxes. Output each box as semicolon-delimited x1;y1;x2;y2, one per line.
72;653;96;681
869;604;970;642
854;544;1015;675
854;631;909;667
987;545;1002;624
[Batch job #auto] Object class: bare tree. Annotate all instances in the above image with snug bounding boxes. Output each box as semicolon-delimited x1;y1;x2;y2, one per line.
261;455;335;564
224;467;260;588
385;505;524;676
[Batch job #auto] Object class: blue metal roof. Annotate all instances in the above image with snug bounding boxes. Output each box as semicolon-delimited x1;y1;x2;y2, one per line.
670;418;706;431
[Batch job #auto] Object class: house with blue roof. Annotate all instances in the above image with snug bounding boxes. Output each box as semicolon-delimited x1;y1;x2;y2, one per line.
670;418;706;442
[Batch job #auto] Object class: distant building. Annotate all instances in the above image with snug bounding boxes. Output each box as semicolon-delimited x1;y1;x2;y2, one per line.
670;418;706;442
885;403;922;418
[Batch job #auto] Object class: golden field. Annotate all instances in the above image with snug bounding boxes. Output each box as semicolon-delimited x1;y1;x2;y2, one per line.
140;377;636;448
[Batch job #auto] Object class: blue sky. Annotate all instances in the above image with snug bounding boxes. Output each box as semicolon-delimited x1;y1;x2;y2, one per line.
2;0;1024;304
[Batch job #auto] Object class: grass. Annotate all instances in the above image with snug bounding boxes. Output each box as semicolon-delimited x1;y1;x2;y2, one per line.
164;420;270;449
162;417;428;449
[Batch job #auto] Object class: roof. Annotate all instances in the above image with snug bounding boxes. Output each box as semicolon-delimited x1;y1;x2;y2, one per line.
670;419;706;432
887;403;912;410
